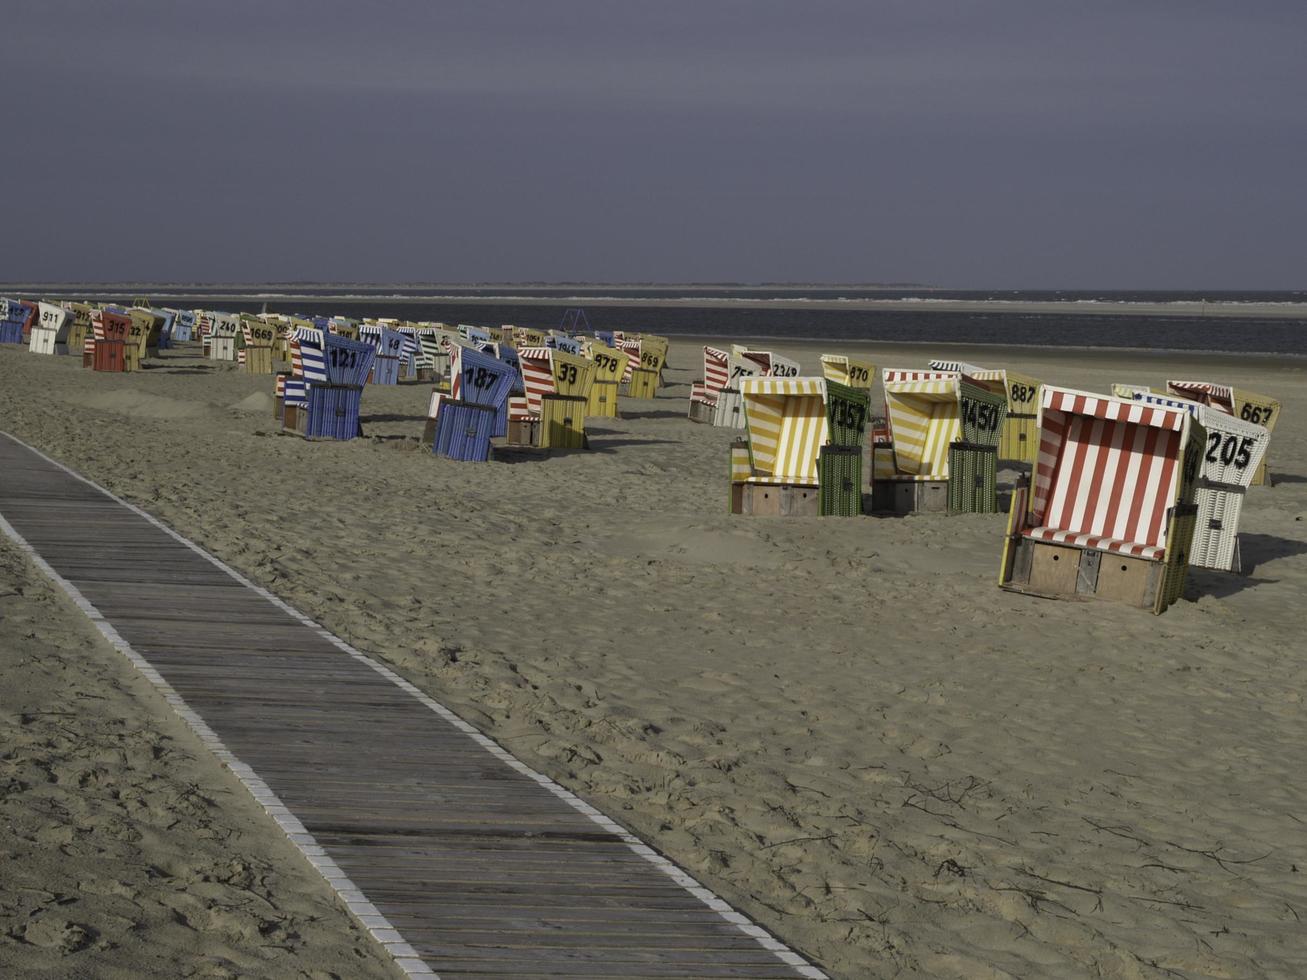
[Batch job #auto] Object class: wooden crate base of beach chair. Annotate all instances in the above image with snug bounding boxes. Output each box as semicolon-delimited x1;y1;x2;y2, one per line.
999;413;1038;466
587;380;620;418
625;368;659;400
433;401;496;461
93;340;127;373
879;478;949;514
29;330;57;355
738;482;821;517
713;389;746;429
505;418;540;447
540;395;588;450
304;385;363;440
281;403;307;434
1004;535;1185;613
687;397;716;424
947;443;999;514
242;345;275;374
415;366;434;382
819;446;863;516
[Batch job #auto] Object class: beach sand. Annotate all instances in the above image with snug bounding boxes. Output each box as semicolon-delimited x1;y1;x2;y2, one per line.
1;338;1305;978
0;537;400;977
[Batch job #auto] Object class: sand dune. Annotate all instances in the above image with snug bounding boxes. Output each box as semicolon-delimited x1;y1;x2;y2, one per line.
1;340;1304;978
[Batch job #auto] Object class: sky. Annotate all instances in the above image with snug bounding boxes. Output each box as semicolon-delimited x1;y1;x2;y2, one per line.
2;1;1304;287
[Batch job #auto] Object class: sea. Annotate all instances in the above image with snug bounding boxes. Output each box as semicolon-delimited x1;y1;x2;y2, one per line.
19;286;1307;356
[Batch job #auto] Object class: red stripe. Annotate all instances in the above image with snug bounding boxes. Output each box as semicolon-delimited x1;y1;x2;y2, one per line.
1121;424;1160;542
1102;419;1133;537
1050;416;1093;530
1141;430;1179;545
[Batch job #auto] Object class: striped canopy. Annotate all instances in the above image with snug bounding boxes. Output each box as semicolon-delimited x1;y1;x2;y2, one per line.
927;358;986;375
703;346;730;392
740;377;833;483
819;354;876;389
450;346;517;408
1027;386;1196;557
1167;379;1281;434
1167;380;1233;411
882;372;962;477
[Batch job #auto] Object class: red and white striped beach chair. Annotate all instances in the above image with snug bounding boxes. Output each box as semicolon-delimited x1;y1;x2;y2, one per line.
688;346;731;423
999;386;1205;613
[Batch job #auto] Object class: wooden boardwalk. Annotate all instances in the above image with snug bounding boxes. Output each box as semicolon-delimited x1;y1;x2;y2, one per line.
0;433;824;980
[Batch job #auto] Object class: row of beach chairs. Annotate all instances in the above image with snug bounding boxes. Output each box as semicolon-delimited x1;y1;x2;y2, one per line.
716;344;1281;614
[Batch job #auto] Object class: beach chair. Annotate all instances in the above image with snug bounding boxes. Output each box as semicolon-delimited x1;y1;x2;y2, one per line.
874;371;1008;514
284;327;374;440
123;309;151;363
820;354;877;391
616;337;656;398
999;386;1205;613
518;347;596;449
688;346;732;423
430;346;518;461
0;299;30;344
1122;390;1270;573
93;310;133;372
207;313;239;360
930;359;1042;465
170;310;196;343
587;345;629;418
546;332;583;355
149;308;177;350
458;323;493;346
412;327;454;382
732;346;801;379
514;326;546;348
359;324;416;384
394;325;421;380
731;377;869;517
29;302;70;355
709;352;765;429
280;378;309;433
65;303;95;356
329;317;361;341
1167;380;1281;486
238;317;278;374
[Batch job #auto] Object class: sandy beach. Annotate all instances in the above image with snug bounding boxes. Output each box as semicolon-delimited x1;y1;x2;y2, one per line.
1;338;1305;979
0;526;400;976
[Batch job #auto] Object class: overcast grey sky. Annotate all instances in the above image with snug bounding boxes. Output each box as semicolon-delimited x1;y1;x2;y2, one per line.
2;1;1304;287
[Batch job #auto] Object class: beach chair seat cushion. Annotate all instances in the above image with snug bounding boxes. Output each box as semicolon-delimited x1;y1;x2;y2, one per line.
1022;526;1164;561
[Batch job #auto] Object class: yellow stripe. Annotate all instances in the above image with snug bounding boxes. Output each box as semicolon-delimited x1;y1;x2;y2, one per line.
884;378;963;477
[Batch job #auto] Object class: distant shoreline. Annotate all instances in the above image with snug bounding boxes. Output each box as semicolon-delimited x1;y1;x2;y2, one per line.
3;288;1306;320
